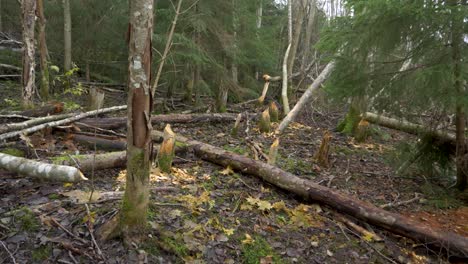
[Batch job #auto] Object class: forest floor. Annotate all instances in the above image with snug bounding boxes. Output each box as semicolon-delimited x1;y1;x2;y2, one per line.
0;82;467;263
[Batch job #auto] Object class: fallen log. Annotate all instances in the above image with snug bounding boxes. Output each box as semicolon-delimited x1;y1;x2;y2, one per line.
80;113;238;130
0;105;127;142
277;61;335;134
19;102;65;117
0;112;75;134
151;130;468;258
71;134;127;151
0;152;87;182
362;112;456;144
54;151;127;172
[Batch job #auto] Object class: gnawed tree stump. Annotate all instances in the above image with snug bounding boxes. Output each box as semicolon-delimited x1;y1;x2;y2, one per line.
158;124;176;173
0;152;87;182
151;130;468;258
269;101;279;123
231;113;242;136
354;119;369;142
259;109;271;133
314;131;332;168
88;87;105;111
268;138;279;165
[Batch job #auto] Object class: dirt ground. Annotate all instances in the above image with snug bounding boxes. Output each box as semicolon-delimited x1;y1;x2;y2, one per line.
0;87;467;263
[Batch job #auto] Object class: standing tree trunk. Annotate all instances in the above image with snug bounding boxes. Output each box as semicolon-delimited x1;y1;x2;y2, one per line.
21;0;36;108
0;0;3;32
300;1;316;81
120;0;154;242
287;0;306;78
281;44;291;115
95;0;155;243
450;0;467;190
254;0;262;80
37;0;50;101
63;0;72;72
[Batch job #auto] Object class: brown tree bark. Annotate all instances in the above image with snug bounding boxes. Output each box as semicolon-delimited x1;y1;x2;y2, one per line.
36;0;50;101
19;102;64;117
21;0;37;108
79;113;238;130
71;134;127;151
119;0;154;243
151;130;468;258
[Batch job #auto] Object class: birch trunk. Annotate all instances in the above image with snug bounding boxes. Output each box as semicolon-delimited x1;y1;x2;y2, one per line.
21;0;36;108
0;153;87;182
277;62;335;134
63;0;72;72
120;0;154;241
281;44;291;115
287;0;307;77
37;0;50;100
300;1;316;78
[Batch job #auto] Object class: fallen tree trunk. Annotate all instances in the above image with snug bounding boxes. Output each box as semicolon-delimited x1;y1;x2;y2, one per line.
55;151;127;172
362;112;456;144
151;130;468;258
71;134;127;151
19;102;65;117
0;152;87;182
0;112;74;134
277;62;335;134
80;113;238;130
0;105;127;142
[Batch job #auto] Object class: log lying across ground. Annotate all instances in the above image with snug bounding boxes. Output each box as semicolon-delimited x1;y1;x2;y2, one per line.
19;102;65;117
0;105;127;141
0;152;87;182
0;112;75;134
71;134;127;151
55;151;127;172
362;112;456;144
79;113;239;129
152;130;468;258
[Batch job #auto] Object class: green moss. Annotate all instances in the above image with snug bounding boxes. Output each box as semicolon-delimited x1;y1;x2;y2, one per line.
0;148;25;157
223;145;247;155
48;193;60;200
51;155;73;164
337;105;361;135
162;236;189;258
32;245;52;261
241;236;282;264
16;207;39;232
158;153;173;173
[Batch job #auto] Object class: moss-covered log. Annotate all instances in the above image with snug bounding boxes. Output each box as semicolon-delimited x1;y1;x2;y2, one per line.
151;130;468;259
0;152;87;182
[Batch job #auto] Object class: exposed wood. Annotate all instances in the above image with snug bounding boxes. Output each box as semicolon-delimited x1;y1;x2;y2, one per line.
0;105;127;141
151;130;468;258
157;124;176;173
19;102;64;117
362;112;456;144
269;101;279;122
314;131;332;168
80;113;238;130
0;112;74;134
231;113;242;136
259;108;271;133
0;152;87;182
268;138;279;165
277;61;335;134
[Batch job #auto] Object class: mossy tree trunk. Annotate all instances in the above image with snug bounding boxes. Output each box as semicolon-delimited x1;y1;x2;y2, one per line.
119;0;154;242
36;0;50;101
21;0;36;108
337;96;367;137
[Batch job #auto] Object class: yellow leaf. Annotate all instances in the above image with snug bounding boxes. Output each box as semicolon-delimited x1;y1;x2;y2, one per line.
240;203;253;211
63;183;73;188
223;228;235;236
82;211;96;224
257;200;272;211
246;197;260;206
272;201;287;211
220;166;234;175
363;233;374;242
241;233;255;245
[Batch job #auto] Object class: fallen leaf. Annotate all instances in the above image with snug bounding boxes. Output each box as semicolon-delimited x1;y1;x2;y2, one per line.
241;233;255;245
257;200;272;211
220;166;234;175
327;249;334;257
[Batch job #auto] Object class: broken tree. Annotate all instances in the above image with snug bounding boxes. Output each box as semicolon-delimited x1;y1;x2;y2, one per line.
0;152;87;182
151;130;468;258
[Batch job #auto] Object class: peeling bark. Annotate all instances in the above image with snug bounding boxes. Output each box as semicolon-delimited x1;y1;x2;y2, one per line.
21;0;36;107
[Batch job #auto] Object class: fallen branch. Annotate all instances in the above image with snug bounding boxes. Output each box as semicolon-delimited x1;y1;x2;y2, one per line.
0;105;127;141
277;61;335;134
79;112;238;129
380;193;422;209
151;130;468;258
0;152;87;182
0;112;74;134
71;134;127;151
0;63;21;71
362;112;455;144
19;102;65;117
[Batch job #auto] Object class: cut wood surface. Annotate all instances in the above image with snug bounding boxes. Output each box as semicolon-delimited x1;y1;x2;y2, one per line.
0;152;87;182
362;112;456;143
151;130;468;258
0;112;74;134
0;105;127;141
19;102;65;117
80;113;239;129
